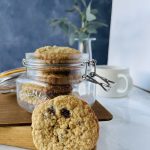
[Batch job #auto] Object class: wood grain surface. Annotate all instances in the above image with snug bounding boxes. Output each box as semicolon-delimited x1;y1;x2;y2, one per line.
0;93;112;149
0;93;31;126
0;93;112;126
0;126;35;149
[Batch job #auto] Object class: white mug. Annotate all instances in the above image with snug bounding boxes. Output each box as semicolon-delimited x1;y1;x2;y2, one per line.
96;65;133;98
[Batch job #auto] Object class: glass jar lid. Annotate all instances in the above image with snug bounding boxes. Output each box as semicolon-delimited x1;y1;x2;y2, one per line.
23;53;115;91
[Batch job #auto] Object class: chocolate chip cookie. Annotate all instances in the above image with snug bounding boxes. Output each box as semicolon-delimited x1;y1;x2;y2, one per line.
32;95;99;150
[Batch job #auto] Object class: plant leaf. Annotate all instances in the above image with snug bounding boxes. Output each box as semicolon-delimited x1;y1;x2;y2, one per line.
81;0;86;7
87;21;108;29
87;27;97;34
73;0;78;4
91;9;98;14
65;8;75;13
73;5;83;17
59;22;69;34
50;19;60;26
86;1;96;21
78;32;89;40
68;23;78;34
98;22;108;27
69;33;76;45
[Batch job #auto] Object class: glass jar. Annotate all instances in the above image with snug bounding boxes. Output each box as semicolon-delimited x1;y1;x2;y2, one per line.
16;53;96;113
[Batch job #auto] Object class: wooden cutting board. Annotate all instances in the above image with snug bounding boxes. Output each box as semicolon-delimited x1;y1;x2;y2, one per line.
0;126;96;149
0;126;35;149
0;93;112;149
0;93;31;126
0;93;112;126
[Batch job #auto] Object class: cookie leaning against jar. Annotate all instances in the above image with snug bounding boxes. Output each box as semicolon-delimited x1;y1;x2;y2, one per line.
32;95;99;150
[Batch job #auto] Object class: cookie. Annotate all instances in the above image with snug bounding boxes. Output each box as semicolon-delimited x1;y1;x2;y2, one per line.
33;73;82;85
18;83;72;105
21;83;72;94
34;46;81;64
31;66;84;74
32;95;99;150
27;65;83;85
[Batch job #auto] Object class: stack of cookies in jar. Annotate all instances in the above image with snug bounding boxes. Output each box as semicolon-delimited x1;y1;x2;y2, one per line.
16;46;86;112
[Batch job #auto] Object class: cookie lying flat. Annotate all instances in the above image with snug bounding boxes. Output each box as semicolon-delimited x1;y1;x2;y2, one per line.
18;83;72;105
21;83;72;94
32;95;99;150
35;73;82;85
34;46;81;64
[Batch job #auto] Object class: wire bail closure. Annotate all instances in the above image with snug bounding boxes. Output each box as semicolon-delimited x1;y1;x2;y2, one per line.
82;59;115;91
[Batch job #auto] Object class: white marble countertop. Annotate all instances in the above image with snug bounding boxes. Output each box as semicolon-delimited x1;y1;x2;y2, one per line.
1;87;150;150
97;87;150;150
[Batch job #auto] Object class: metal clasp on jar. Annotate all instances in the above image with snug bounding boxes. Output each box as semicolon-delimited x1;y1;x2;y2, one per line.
82;59;115;91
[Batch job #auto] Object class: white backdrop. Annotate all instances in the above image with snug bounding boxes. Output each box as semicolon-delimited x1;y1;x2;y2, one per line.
108;0;150;91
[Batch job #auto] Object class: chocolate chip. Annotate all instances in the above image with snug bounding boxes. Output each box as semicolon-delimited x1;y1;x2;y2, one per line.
56;136;59;142
47;106;55;115
60;108;70;118
67;125;70;129
76;120;83;125
64;129;68;134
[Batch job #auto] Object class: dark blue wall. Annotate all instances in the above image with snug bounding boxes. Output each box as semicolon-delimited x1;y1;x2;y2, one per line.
0;0;112;72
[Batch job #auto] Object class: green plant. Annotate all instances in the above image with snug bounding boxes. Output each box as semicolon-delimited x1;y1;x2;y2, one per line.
50;0;107;45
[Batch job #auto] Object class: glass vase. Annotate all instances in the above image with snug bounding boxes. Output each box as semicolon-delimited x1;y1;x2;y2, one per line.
75;38;96;60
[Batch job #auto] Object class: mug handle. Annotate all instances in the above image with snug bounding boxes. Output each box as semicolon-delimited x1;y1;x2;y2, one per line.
117;74;128;93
